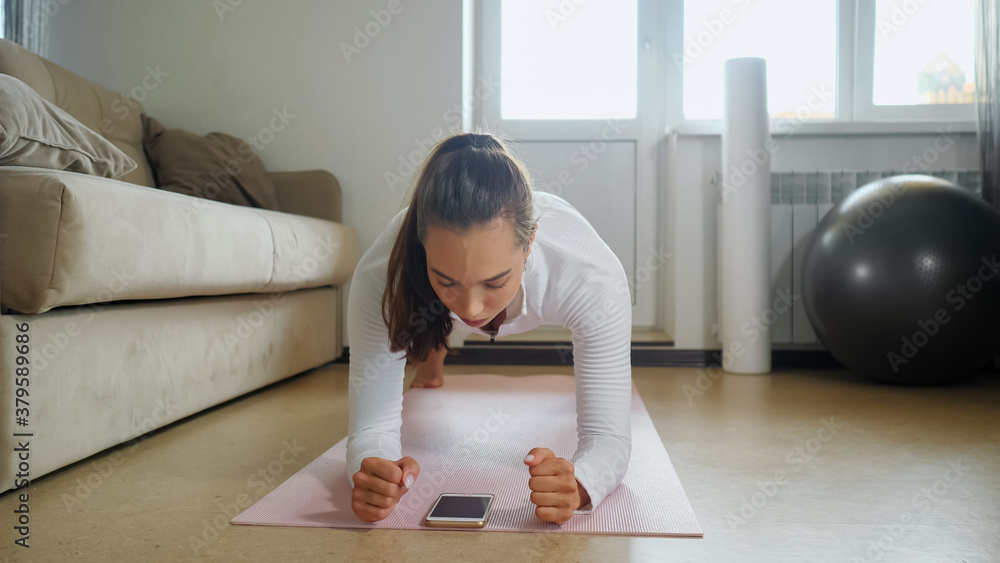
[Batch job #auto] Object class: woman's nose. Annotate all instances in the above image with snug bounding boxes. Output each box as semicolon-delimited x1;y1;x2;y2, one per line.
457;292;484;318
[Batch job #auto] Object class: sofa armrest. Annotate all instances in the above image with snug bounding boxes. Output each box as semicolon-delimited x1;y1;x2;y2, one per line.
270;170;342;223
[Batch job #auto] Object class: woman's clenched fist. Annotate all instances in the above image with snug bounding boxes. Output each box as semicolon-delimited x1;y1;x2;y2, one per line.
351;456;420;521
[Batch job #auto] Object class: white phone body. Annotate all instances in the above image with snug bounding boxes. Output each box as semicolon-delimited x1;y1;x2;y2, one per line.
423;493;494;528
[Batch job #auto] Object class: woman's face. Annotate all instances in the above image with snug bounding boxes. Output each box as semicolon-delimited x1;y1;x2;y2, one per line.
424;219;534;328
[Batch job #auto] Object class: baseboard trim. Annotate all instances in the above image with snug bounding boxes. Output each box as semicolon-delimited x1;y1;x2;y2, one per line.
446;346;850;368
335;345;852;369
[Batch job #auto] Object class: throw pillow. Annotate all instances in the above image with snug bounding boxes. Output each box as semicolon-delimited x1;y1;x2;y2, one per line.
0;73;138;178
141;114;279;210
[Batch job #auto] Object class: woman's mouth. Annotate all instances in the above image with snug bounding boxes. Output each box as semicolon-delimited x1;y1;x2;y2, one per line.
461;317;487;327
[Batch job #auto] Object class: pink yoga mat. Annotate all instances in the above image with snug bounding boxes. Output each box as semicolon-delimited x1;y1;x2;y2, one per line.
233;374;702;537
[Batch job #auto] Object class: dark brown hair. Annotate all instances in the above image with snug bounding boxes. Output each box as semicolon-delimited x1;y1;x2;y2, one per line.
381;132;536;363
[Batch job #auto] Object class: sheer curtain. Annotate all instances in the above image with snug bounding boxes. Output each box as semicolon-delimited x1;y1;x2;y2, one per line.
976;0;999;212
2;0;49;57
975;0;1000;370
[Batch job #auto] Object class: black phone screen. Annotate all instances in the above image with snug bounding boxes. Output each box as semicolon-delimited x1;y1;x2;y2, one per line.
429;495;491;519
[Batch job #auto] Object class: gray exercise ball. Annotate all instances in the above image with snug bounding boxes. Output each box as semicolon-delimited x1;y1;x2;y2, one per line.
801;174;1000;384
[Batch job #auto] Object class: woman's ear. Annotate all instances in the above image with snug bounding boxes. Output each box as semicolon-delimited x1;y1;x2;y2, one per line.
522;224;537;259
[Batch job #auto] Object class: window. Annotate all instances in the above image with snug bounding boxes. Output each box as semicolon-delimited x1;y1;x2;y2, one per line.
679;0;977;126
472;0;662;321
499;0;637;120
681;0;837;121
479;1;974;137
872;1;975;106
856;0;976;121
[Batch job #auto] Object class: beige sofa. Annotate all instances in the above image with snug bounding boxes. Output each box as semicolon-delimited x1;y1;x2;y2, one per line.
0;41;360;493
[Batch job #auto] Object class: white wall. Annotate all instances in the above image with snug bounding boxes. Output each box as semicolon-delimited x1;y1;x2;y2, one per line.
46;0;465;348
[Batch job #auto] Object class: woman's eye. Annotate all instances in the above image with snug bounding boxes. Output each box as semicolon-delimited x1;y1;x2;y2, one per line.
438;279;508;290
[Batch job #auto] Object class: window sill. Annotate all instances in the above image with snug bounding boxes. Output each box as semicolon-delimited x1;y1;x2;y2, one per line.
669;120;977;137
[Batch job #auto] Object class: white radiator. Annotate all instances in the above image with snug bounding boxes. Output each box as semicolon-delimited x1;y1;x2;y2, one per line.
715;169;982;346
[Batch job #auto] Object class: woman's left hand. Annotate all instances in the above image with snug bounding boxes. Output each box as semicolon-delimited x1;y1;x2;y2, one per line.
523;447;591;524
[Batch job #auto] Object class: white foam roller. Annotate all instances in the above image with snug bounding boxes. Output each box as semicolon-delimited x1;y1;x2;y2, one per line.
720;57;772;374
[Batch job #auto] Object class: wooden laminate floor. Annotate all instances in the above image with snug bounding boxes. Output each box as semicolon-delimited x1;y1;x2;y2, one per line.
1;363;997;562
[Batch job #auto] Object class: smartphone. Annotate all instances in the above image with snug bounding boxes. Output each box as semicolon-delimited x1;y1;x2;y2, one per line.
423;493;494;528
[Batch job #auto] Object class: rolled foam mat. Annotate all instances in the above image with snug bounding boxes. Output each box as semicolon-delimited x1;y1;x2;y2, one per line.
232;374;702;537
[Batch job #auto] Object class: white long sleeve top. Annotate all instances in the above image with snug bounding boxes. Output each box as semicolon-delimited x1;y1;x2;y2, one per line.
346;190;633;512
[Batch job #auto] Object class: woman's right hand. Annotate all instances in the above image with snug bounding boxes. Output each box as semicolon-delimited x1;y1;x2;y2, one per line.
351;456;421;521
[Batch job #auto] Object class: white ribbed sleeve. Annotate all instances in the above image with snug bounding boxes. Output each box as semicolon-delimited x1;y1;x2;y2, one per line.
345;192;633;512
346;209;409;487
537;198;633;512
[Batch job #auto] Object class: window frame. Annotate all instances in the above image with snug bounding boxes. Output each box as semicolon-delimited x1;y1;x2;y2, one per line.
475;0;655;141
471;0;667;321
668;0;976;135
475;0;978;137
853;0;977;122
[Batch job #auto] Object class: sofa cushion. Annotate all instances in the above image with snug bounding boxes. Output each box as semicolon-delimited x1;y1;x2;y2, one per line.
0;38;155;187
0;74;138;178
142;115;280;210
0;167;360;315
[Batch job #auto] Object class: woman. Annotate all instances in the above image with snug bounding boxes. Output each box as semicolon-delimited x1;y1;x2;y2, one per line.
346;132;633;525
